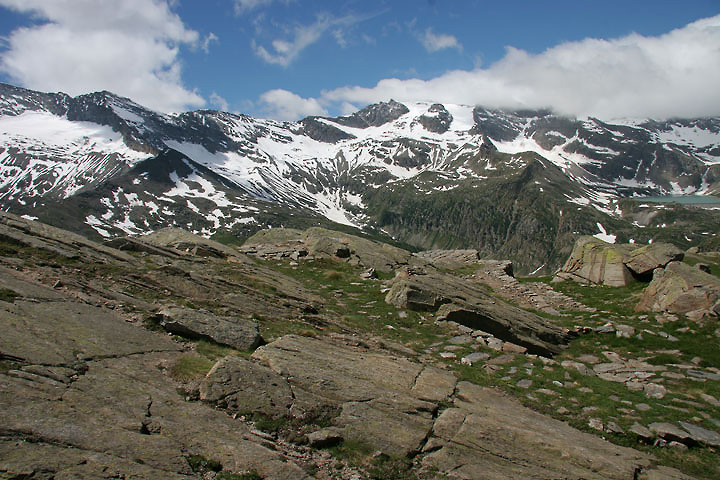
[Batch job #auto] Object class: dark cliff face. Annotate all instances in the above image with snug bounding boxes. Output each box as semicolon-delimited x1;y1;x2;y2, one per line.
331;99;410;128
299;117;356;143
417;103;453;133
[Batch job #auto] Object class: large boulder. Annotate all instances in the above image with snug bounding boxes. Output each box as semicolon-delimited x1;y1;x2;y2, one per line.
555;237;683;286
200;356;293;417
385;267;571;356
153;307;263;351
636;262;720;314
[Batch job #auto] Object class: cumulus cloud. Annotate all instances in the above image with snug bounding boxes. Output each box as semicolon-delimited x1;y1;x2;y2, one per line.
209;92;229;111
258;89;327;121
0;0;205;112
315;15;720;120
420;28;461;53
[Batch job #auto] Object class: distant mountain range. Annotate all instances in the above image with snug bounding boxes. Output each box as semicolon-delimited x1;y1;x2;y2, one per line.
1;82;719;273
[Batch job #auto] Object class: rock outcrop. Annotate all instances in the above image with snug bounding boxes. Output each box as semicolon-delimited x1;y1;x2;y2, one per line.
199;335;690;479
385;267;571;356
636;261;720;314
241;227;412;272
139;227;247;260
555;236;683;286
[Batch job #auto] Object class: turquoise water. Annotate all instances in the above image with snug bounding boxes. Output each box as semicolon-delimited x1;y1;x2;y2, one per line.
636;195;720;205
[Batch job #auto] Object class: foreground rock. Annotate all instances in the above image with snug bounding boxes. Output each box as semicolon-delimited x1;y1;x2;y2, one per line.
385;267;571;356
0;274;307;480
555;236;683;286
636;261;720;314
422;382;684;480
153;306;264;350
201;335;691;479
248;335;456;457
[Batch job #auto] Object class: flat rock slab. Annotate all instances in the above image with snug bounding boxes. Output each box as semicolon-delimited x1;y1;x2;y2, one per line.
0;211;135;264
155;307;263;351
250;335;456;456
423;382;681;479
0;352;309;480
677;421;720;447
1;300;181;365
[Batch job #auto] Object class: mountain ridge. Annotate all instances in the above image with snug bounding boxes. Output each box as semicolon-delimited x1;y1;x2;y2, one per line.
1;82;719;273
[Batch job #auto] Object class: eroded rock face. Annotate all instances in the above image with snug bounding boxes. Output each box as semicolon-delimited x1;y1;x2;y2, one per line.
636;262;720;313
412;249;482;270
139;227;245;259
556;236;683;286
385;267;571;356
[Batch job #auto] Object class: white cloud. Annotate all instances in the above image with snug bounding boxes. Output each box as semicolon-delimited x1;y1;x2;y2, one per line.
253;20;324;67
201;32;219;54
234;0;275;14
258;89;327;121
0;0;204;112
317;15;720;120
209;92;229;111
421;28;461;53
333;29;347;48
252;13;370;67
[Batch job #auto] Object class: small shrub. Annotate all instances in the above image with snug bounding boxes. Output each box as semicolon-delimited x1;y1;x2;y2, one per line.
218;471;263;480
186;454;222;473
368;456;414;480
0;288;19;303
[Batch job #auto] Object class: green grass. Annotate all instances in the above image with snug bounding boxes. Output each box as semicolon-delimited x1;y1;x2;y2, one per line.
683;253;720;279
168;354;214;382
263;258;446;352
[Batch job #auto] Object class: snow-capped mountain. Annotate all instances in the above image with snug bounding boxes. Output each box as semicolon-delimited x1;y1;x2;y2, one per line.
1;82;719;272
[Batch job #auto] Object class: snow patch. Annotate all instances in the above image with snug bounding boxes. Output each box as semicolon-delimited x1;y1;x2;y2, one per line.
593;222;616;244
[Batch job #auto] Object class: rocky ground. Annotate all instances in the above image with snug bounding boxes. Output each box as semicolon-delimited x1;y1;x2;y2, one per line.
1;212;719;479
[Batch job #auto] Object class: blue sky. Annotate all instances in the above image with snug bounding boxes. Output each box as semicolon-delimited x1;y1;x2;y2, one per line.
0;1;719;120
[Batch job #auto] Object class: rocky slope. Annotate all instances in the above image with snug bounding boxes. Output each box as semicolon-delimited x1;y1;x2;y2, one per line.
2;82;720;273
2;213;719;479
